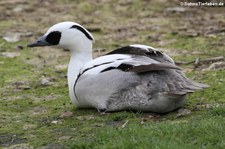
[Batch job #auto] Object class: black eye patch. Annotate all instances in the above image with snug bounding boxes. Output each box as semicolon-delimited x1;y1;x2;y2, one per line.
46;31;61;45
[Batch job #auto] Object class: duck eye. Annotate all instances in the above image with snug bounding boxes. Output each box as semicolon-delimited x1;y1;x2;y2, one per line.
46;31;61;45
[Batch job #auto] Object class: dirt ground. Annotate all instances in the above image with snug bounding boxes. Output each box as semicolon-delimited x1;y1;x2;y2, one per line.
0;0;225;148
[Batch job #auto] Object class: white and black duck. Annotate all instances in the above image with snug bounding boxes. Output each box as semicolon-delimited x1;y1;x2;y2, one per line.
28;22;208;113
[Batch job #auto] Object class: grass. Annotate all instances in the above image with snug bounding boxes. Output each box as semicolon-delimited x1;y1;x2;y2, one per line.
0;0;225;148
70;115;225;149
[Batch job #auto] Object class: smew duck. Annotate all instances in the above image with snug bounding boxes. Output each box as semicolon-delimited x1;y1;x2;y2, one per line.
28;21;208;113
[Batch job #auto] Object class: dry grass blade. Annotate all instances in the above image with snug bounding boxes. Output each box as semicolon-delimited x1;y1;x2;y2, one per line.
175;56;224;65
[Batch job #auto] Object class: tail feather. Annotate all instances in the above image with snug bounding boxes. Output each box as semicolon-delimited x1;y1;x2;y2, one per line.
175;70;209;93
179;80;209;94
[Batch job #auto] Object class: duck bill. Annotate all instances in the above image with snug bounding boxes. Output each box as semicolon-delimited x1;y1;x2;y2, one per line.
27;36;51;48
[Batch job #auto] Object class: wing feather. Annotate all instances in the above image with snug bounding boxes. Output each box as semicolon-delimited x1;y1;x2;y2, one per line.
130;63;181;73
78;44;208;95
107;45;174;64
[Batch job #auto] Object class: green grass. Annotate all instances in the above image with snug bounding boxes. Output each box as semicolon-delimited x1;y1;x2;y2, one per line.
0;0;225;148
70;115;225;149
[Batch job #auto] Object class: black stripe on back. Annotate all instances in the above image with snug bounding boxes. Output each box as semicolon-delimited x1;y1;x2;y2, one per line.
100;63;134;73
100;67;116;73
106;46;163;56
74;61;114;95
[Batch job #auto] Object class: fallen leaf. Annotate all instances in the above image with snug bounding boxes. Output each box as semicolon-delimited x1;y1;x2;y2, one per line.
206;62;225;70
12;5;27;13
77;115;95;121
40;77;55;86
3;32;21;42
141;114;161;124
30;107;48;115
20;32;33;37
51;120;58;124
11;81;30;90
176;108;191;118
1;52;21;58
59;111;74;118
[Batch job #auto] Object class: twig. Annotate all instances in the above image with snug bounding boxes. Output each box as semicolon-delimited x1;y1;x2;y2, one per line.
0;0;26;5
120;120;129;128
201;56;224;63
175;56;224;65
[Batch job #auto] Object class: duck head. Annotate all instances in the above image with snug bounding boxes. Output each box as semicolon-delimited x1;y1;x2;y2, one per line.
28;21;94;51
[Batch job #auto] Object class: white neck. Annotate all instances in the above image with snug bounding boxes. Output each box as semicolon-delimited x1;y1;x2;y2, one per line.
67;41;93;106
